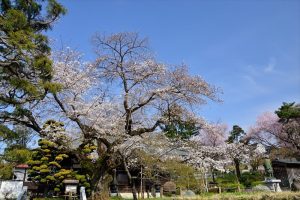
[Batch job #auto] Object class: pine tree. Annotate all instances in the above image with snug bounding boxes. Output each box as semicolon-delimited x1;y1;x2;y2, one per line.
0;0;66;132
27;121;93;196
227;125;245;182
161;104;198;139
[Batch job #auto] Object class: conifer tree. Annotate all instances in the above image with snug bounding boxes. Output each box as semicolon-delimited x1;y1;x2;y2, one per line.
27;120;93;196
0;0;65;132
227;125;245;181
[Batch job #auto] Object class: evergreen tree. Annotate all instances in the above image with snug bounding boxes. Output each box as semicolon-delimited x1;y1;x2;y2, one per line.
161;104;198;139
275;102;300;122
27;120;93;196
275;102;300;152
227;125;245;181
0;0;65;132
227;125;245;144
0;125;33;179
0;124;17;145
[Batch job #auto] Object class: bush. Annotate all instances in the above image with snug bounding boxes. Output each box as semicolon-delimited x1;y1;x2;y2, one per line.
33;198;64;200
110;196;124;200
240;172;264;187
216;173;242;190
0;163;13;179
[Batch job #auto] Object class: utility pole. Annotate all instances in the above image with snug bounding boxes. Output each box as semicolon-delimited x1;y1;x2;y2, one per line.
141;165;144;199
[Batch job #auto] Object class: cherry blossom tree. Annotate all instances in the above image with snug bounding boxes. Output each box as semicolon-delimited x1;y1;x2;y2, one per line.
187;122;227;183
223;143;250;191
192;122;227;147
248;143;266;171
247;112;282;148
247;105;300;155
36;32;221;198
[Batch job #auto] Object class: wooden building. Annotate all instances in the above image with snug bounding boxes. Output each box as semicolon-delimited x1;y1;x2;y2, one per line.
110;168;167;198
272;158;300;189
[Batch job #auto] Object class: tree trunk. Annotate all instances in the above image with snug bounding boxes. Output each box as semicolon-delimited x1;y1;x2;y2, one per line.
234;158;241;192
234;158;241;181
89;155;113;200
90;171;112;200
132;181;138;200
251;161;259;172
123;158;138;200
211;166;216;183
43;185;49;198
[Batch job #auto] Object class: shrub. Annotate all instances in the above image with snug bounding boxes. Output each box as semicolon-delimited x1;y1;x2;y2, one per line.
240;172;264;187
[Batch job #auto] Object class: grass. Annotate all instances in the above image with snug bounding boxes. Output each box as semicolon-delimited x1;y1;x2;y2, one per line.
33;198;64;200
111;191;300;200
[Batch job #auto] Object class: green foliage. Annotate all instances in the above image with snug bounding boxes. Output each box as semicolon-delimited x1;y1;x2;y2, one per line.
0;124;18;143
0;125;33;166
110;196;124;200
128;150;200;191
33;198;64;200
162;104;198;139
82;144;97;154
216;172;264;189
163;159;198;190
3;146;32;164
164;121;197;139
239;172;264;187
12;125;36;148
216;173;238;186
227;125;245;144
28;138;70;193
275;102;300;122
0;0;64;95
216;173;244;192
275;102;300;153
28;137;92;195
42;81;63;94
0;162;13;179
0;0;66;132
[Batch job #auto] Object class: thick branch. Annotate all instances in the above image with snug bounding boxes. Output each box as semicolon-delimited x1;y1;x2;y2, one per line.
53;94;111;149
130;119;163;136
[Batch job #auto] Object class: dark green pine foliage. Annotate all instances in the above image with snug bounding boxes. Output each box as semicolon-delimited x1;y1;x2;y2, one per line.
27;120;94;195
0;124;17;143
275;102;300;122
161;104;198;139
275;102;300;152
27;140;94;195
164;120;197;139
227;125;245;144
0;0;65;132
1;125;33;179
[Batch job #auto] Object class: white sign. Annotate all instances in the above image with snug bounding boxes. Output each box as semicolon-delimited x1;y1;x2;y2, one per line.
66;185;77;193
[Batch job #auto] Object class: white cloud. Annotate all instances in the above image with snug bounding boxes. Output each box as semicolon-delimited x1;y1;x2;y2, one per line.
242;74;266;94
242;74;256;85
264;57;276;73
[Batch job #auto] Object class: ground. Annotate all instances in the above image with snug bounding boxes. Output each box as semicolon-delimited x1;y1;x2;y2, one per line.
110;191;300;200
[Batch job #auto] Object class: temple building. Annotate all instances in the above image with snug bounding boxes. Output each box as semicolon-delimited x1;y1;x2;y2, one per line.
272;158;300;189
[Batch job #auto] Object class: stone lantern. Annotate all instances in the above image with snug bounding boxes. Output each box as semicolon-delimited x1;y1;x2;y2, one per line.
63;179;79;197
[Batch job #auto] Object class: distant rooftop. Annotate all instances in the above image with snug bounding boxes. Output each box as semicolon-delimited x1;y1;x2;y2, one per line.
273;158;300;165
15;164;29;169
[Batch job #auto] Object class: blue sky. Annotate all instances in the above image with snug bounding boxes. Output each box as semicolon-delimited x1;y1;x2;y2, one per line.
47;0;300;131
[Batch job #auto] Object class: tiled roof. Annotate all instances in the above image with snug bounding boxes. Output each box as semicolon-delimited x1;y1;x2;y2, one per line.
272;158;300;165
15;164;29;168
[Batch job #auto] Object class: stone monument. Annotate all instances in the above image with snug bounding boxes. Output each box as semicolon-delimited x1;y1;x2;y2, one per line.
263;156;282;192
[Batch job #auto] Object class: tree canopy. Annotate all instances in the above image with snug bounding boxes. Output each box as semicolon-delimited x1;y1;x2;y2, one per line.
227;125;245;144
0;0;65;133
